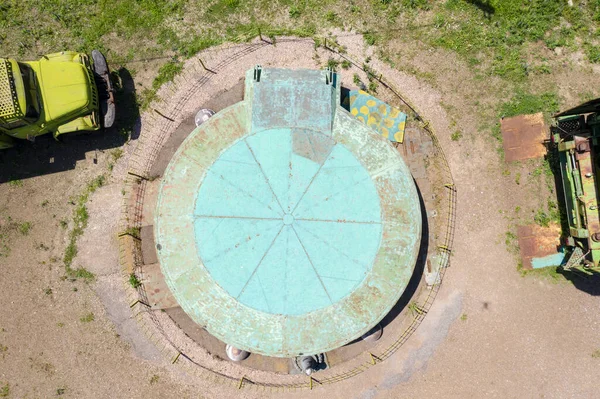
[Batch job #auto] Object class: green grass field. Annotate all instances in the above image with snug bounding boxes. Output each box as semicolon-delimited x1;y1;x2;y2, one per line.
2;1;600;145
2;1;599;87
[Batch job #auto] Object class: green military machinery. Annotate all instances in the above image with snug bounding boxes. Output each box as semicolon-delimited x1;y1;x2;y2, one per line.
0;50;115;149
551;99;600;268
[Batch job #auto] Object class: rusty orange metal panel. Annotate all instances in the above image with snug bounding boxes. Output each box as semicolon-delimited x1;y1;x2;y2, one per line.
517;224;561;270
501;113;548;162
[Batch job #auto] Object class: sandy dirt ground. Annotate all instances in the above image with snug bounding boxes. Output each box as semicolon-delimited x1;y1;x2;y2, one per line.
0;36;599;399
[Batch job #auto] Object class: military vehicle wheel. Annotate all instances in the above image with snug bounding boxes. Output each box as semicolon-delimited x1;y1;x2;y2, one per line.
92;50;116;129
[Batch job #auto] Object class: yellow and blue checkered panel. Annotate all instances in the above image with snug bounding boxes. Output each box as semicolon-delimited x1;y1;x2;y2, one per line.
348;90;406;143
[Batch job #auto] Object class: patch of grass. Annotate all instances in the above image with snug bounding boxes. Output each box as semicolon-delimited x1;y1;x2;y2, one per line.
505;230;519;254
341;60;351;69
425;0;595;79
585;44;600;63
63;175;105;281
0;382;8;398
450;130;462;141
499;91;560;118
180;35;221;58
353;73;363;87
518;265;563;282
515;173;521;185
533;198;561;228
534;208;551;227
363;32;377;46
18;222;32;235
289;6;301;19
63;241;78;269
402;0;430;10
69;268;95;283
152;60;183;91
547;199;560;224
433;13;446;28
87;175;106;192
491;123;503;146
80;313;95;323
41;200;49;207
8;179;22;187
57;387;66;395
532;64;551;75
367;80;378;94
544;28;570;50
592;349;600;358
150;374;159;384
110;149;123;162
325;11;336;22
44;288;52;295
0;233;11;257
326;58;340;70
129;273;142;289
460;313;467;321
139;59;183;110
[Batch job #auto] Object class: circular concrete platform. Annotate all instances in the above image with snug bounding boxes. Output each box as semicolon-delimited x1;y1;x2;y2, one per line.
194;128;382;316
155;68;422;358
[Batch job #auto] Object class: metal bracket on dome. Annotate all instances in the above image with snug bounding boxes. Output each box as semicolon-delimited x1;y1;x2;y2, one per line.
325;67;334;86
253;65;262;82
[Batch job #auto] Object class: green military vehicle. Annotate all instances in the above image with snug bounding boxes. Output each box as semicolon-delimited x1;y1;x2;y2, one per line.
551;99;600;268
0;50;115;149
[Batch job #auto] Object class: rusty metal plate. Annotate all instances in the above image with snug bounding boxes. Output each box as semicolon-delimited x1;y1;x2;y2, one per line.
517;224;562;270
501;113;548;162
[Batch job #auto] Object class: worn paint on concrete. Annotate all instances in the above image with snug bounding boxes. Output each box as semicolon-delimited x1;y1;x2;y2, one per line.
531;250;566;269
155;68;421;357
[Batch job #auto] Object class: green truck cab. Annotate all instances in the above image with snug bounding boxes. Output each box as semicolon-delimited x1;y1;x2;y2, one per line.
0;50;115;149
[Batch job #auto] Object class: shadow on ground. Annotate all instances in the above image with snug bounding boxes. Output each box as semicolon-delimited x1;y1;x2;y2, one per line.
467;0;495;19
557;267;600;296
0;67;140;184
